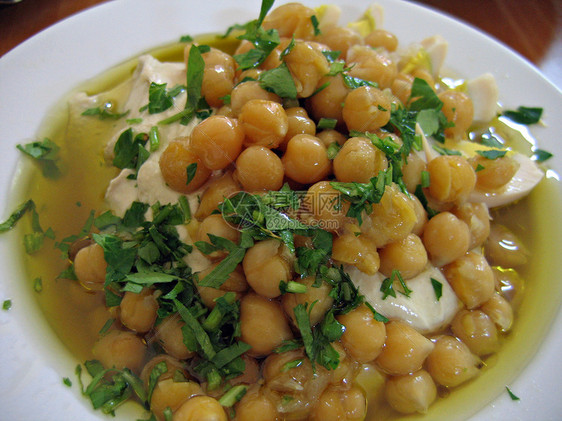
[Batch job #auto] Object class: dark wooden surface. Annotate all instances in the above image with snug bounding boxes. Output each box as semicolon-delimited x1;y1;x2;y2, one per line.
1;0;561;87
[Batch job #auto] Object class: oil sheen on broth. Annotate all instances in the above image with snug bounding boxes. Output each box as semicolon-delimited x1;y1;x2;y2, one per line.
14;33;562;421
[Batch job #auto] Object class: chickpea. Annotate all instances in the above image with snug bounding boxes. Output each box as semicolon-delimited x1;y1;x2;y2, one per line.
235;68;263;85
284;41;330;98
200;48;236;108
342;86;391;132
230;81;281;116
485;224;529;267
197;264;248;309
379;233;428;279
410;195;428;237
411;68;435;88
365;184;418;248
243;239;293;298
329;342;357;385
391;73;415;106
263;3;317;40
347;45;398;90
120;287;159;333
365;29;399;52
230;354;260;386
282;134;332;184
282;276;334;326
376;321;434;375
422;212;470;267
234;146;284;192
307;74;351;125
337;304;386;363
310;384;367;421
451;309;500;357
92;330;146;373
471;155;520;191
68;237;94;262
140;355;188;388
401;152;427;193
425;335;480;388
260;38;292;71
493;267;525;308
173;395;227;421
315;25;364;58
443;252;495;309
427;155;476;204
196;214;241;260
451;202;491;249
159;140;212;194
195;171;241;220
333;137;388;183
239;99;288;148
304;181;349;233
74;242;107;289
240;293;293;357
481;293;514;332
190;116;244;170
216;104;234;118
439;90;474;139
316;129;346;149
234;385;278;421
384;370;437;414
283;107;316;147
332;233;380;275
155;315;196;360
262;348;331;417
150;379;203;421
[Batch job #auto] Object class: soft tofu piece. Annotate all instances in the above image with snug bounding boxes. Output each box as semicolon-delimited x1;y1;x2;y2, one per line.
469;152;544;207
420;35;448;78
466;73;499;123
348;264;462;334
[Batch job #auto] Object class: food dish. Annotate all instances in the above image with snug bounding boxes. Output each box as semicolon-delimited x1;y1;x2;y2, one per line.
0;0;561;420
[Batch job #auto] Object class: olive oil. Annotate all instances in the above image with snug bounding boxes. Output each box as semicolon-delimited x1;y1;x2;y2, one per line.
11;39;562;420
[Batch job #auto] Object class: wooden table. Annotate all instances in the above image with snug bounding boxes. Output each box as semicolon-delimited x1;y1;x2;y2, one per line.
1;0;561;88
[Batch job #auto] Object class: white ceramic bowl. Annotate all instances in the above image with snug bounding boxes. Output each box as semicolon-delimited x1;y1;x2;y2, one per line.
1;1;561;420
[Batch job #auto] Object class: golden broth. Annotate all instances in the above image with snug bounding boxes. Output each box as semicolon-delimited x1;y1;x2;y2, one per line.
12;39;562;420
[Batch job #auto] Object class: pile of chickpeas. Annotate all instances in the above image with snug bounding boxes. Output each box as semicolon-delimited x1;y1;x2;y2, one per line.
70;3;531;420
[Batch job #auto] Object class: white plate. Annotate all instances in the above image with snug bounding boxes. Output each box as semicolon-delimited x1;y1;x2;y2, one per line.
0;0;561;420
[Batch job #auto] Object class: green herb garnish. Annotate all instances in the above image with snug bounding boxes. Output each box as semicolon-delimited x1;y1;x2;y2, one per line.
503;106;542;125
506;386;520;401
476;149;507;160
431;277;443;301
17;138;61;178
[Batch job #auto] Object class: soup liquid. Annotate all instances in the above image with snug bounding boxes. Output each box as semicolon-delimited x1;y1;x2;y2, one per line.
13;40;562;420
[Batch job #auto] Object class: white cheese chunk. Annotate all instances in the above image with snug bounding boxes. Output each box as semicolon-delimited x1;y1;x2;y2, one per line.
348;264;461;334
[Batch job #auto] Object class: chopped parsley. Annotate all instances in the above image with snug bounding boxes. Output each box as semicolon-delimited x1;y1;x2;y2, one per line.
17;138;61;178
112;128;150;173
431;277;442;301
82;103;129;120
476;149;507;160
502;106;542;125
505;386;520;401
380;270;412;299
0;199;35;233
365;301;389;323
317;117;338;130
258;63;297;99
531;148;552;162
330;170;390;225
232;0;279;70
2;299;11;310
